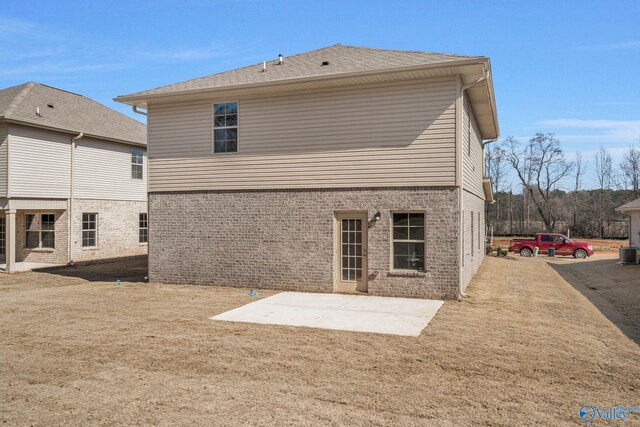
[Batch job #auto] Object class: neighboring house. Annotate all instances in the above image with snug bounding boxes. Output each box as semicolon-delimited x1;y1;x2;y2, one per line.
617;198;640;247
115;44;498;299
0;82;148;272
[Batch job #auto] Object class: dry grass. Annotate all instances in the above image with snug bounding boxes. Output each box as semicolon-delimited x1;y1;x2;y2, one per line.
1;258;638;426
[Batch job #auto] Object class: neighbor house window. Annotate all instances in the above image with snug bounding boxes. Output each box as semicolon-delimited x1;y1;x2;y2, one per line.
471;212;475;257
131;149;144;179
25;213;55;249
478;214;481;250
139;213;148;243
82;213;97;247
213;102;238;153
465;102;471;156
392;212;425;271
0;218;4;255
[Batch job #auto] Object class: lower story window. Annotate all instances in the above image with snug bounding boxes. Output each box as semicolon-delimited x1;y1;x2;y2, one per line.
26;213;55;249
392;212;425;271
139;213;148;243
82;213;97;247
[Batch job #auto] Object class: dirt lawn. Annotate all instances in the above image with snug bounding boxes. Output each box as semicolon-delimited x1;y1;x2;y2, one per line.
1;258;639;426
547;252;640;343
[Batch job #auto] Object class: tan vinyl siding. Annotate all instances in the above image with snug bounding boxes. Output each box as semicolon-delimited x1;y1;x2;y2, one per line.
0;124;7;197
147;78;457;191
8;125;70;199
461;190;485;291
74;137;146;201
462;96;484;198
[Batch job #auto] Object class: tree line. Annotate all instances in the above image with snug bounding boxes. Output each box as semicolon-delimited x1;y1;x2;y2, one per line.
485;133;640;238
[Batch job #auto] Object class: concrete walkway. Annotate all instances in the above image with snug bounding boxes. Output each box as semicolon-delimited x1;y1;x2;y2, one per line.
211;292;444;336
0;262;65;273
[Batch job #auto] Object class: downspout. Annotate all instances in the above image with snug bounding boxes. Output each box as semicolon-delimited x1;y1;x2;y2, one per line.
69;132;83;265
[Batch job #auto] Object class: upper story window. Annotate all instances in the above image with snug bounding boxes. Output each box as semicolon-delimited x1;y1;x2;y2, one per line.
131;149;144;179
213;102;238;153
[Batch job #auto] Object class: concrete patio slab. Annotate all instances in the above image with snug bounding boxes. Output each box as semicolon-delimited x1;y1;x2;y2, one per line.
0;262;65;273
211;292;444;336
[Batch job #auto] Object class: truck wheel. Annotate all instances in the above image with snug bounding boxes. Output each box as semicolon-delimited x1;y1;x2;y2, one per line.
520;247;533;257
573;249;588;259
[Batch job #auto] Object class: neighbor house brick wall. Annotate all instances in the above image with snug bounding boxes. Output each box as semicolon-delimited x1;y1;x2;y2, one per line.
149;187;460;299
16;209;68;264
71;199;147;263
461;190;485;291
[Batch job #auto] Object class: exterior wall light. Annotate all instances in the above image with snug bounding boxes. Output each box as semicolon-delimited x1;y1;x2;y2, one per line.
373;211;381;221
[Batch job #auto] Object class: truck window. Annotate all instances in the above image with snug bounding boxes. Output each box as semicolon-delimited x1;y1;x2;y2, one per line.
540;235;553;242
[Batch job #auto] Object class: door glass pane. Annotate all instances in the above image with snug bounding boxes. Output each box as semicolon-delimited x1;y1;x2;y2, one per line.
340;218;364;282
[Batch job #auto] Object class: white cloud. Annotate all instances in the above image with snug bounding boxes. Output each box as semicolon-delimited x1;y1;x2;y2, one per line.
540;118;640;143
142;45;230;62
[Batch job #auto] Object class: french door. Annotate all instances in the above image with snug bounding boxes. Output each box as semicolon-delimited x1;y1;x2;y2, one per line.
334;212;368;293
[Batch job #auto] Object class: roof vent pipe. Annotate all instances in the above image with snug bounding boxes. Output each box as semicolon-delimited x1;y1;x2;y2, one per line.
278;54;283;65
262;61;266;72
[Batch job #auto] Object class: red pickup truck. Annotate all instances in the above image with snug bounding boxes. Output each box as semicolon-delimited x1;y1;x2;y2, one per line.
508;233;594;258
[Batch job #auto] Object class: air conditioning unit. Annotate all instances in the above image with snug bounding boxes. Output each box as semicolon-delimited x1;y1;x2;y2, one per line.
618;247;640;264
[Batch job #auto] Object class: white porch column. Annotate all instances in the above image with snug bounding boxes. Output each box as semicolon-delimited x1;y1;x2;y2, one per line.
5;209;16;273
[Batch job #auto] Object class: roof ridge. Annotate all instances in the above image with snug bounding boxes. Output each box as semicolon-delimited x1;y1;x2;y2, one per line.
335;43;480;59
3;82;35;117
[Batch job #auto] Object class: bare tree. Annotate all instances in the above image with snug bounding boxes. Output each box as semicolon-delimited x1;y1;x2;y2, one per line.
485;142;509;232
572;153;587;229
505;133;573;232
620;143;640;199
594;146;613;238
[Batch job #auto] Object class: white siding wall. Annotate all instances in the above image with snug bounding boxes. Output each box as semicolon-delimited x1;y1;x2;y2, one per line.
8;125;71;198
462;96;485;198
147;78;458;192
0;124;7;197
74;137;146;201
630;211;640;247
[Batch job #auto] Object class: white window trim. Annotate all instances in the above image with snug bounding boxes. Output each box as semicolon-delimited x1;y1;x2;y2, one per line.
25;213;56;250
211;100;239;155
139;212;148;245
390;210;426;273
82;212;99;249
131;148;144;180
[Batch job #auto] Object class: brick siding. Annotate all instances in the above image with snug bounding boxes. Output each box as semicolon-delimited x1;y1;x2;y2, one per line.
149;187;460;299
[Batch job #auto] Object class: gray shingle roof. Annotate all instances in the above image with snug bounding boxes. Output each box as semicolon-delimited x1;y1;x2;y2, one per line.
120;44;481;98
0;82;146;145
618;198;640;211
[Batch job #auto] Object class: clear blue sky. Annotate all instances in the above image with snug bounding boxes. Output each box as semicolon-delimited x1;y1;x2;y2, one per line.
1;1;638;188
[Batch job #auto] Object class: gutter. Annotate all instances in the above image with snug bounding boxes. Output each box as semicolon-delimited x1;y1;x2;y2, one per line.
69;132;84;265
132;105;148;116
